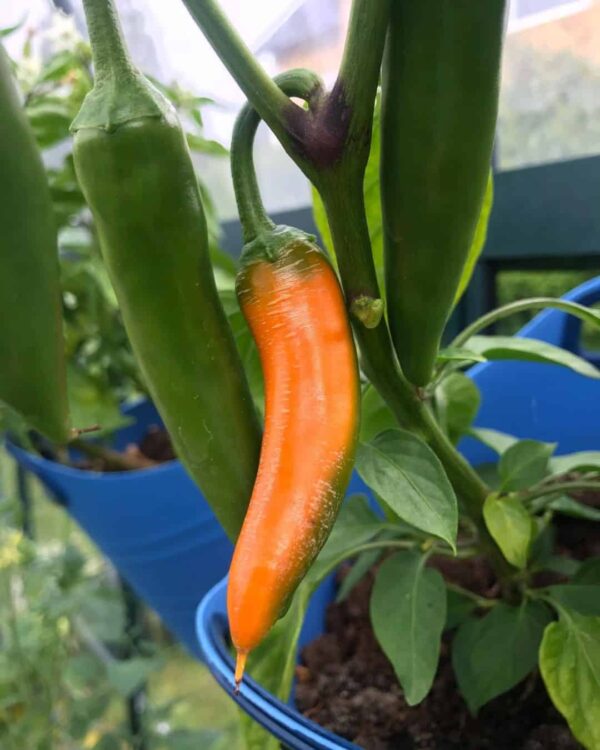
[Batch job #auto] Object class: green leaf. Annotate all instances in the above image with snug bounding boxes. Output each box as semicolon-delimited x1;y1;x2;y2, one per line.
361;94;385;295
226;309;264;415
445;589;477;630
483;493;535;569
454;173;494;304
64;654;103;693
318;495;386;566
312;187;333;262
436;347;487;365
464;336;600;379
435;372;480;444
498;439;555;491
37;51;81;84
541;555;582;577
546;585;600;617
544;495;600;522
453;601;552;713
468;427;520;456
540;613;600;749
498;499;538;566
359;384;397;443
106;657;161;697
185;134;228;156
550;451;600;475
573;558;600;585
370;552;446;705
1;19;26;38
530;524;556;568
356;429;458;550
336;548;381;603
26;97;74;148
209;243;237;282
475;462;501;489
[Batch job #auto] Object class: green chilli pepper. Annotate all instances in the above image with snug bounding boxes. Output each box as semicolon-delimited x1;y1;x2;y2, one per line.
381;1;507;386
0;42;70;442
72;0;261;539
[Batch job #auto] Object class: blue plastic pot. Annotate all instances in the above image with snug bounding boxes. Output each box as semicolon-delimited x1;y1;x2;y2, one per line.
196;277;600;748
7;399;374;659
7;399;231;658
197;577;359;750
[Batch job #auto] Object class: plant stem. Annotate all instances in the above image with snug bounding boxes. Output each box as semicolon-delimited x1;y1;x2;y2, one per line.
180;0;294;146
82;0;134;82
525;480;600;501
319;179;490;512
331;0;391;175
231;69;324;243
339;539;418;557
445;581;497;608
450;296;599;349
231;103;275;244
181;0;390;182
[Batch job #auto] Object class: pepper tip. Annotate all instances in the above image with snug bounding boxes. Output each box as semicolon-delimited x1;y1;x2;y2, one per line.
234;651;248;694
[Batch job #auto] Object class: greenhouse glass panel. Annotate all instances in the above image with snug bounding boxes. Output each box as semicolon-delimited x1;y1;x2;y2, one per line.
498;0;600;170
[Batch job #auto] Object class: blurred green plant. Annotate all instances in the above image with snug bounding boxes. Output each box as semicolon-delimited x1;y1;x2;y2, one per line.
0;485;235;750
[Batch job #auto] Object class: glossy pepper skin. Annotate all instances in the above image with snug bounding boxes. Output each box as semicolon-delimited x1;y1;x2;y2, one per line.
0;43;70;442
72;0;261;539
381;1;506;386
228;227;360;683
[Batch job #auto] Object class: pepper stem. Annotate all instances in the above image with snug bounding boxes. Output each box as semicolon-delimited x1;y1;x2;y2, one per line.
231;69;324;244
73;0;166;132
81;0;133;84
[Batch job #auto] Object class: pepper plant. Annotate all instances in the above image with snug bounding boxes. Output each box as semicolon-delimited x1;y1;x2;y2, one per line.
1;2;600;749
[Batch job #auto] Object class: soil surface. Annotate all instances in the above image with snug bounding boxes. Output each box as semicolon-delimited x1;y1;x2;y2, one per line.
295;540;592;750
549;475;600;560
75;424;175;472
137;425;176;463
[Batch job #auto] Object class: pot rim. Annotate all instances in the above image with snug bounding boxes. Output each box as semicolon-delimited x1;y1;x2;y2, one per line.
196;576;359;750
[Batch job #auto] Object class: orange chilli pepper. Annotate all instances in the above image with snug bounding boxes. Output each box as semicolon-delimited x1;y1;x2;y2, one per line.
225;75;360;685
228;233;360;685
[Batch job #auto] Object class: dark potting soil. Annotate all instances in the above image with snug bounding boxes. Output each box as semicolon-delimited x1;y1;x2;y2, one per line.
137;425;176;463
295;486;599;749
295;549;588;750
75;424;175;472
548;475;600;561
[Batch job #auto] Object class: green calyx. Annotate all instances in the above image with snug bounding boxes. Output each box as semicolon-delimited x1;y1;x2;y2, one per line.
71;0;170;132
240;224;317;265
